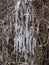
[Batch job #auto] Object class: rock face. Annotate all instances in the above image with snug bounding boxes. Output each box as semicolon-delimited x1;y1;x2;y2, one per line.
0;0;49;65
0;0;14;65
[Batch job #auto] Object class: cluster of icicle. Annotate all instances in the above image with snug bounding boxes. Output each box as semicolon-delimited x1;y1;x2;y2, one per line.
14;0;36;65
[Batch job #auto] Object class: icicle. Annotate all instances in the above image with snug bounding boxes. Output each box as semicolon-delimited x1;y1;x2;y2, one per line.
14;1;21;32
32;37;36;55
14;37;18;52
36;20;39;34
15;1;21;22
24;8;30;53
24;8;29;31
14;1;21;53
24;0;28;3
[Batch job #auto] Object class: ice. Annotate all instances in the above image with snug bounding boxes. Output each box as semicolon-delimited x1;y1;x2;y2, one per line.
24;8;29;31
14;0;36;65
